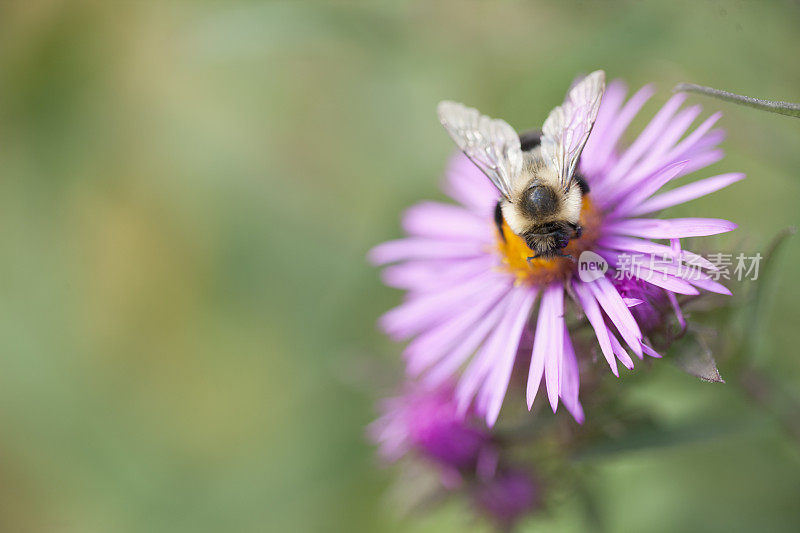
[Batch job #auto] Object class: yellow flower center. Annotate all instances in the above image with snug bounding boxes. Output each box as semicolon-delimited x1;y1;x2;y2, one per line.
496;197;603;286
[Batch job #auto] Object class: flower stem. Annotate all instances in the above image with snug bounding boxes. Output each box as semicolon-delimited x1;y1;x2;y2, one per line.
674;83;800;118
737;368;800;445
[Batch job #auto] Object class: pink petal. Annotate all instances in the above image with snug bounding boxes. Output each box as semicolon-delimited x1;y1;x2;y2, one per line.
601;254;701;295
581;81;628;177
604;106;702;204
670;238;682;256
624;298;644;307
526;283;564;410
402;201;492;240
596;93;686;193
380;273;507;340
456;297;514;414
443;153;500;214
610;254;730;296
368;237;488;265
666;112;722;162
480;289;537;426
544;287;565;412
612;160;688;217
631;256;719;285
683;129;725;156
588;276;643;357
584;84;653;178
423;300;507;387
678;148;724;176
630;173;745;216
688;276;732;295
560;326;584;423
642;343;662;358
405;284;508;375
667;291;686;331
605;218;737;239
632;267;700;295
597;235;718;271
609;332;636;367
572;280;618;376
645;104;702;160
381;256;495;291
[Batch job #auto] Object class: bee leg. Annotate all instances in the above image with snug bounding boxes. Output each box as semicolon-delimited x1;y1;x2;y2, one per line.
570;223;583;239
494;201;506;242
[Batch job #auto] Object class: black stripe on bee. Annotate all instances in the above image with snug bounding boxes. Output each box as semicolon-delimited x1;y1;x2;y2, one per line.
574;174;590;194
494;201;506;242
529;221;572;236
518;129;542;151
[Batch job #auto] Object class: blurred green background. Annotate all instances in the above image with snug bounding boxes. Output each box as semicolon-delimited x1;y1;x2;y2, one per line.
0;1;798;531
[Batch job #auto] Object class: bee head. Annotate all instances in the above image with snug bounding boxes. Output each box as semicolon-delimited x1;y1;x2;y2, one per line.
520;185;559;219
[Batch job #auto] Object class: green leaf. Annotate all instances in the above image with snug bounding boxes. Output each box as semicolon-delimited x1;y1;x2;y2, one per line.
573;419;738;462
672;329;725;383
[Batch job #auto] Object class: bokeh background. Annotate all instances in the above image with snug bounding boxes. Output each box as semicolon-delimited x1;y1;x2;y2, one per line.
0;1;799;531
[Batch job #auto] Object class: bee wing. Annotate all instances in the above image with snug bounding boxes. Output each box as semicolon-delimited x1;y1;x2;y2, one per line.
541;70;606;190
437;101;523;200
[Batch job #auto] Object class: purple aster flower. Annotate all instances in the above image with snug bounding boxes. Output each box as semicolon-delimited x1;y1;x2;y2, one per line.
369;382;492;477
613;275;687;335
370;78;742;426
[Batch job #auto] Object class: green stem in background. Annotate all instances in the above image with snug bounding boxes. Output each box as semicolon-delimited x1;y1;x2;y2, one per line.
576;480;606;533
674;83;800;118
729;228;800;447
734;227;796;370
737;368;800;446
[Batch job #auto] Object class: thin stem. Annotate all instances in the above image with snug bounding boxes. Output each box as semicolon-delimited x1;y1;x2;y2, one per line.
737;368;800;446
674;83;800;118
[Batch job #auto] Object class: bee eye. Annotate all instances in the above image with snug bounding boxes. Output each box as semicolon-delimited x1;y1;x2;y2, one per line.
521;185;558;218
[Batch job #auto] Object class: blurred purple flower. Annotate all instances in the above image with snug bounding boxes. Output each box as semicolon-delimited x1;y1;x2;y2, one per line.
368;382;491;475
370;80;742;426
